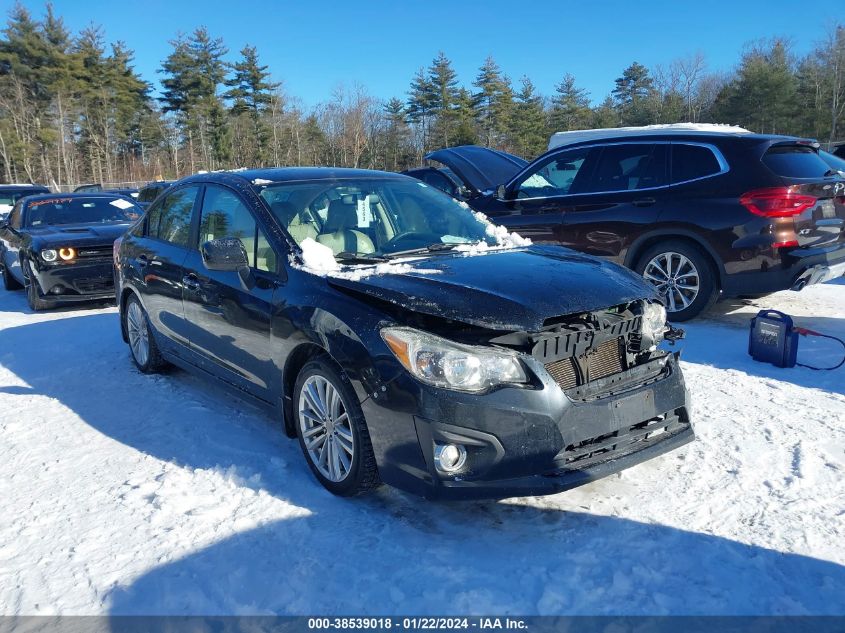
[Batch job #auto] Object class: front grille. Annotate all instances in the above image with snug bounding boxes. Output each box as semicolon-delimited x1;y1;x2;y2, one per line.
76;246;112;259
74;277;112;293
544;337;624;390
554;409;689;471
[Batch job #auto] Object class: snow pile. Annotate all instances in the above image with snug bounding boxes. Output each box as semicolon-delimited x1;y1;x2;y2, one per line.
450;211;533;255
295;237;441;281
252;178;274;186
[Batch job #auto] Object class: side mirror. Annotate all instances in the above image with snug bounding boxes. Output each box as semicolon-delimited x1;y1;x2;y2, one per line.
454;185;471;200
495;184;507;200
201;238;249;272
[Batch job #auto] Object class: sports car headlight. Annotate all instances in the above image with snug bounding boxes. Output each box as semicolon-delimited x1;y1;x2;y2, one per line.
381;326;527;392
40;249;58;262
642;302;668;347
58;247;76;261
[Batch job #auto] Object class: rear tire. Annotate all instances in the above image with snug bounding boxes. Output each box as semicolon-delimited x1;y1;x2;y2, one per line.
634;240;719;322
293;357;380;496
2;261;22;291
124;294;166;373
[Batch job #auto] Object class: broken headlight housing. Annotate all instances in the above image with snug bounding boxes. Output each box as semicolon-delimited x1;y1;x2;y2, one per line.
381;326;528;392
641;302;668;349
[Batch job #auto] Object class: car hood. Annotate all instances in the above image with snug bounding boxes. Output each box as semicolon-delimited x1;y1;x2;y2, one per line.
26;223;131;246
327;245;656;332
425;146;528;193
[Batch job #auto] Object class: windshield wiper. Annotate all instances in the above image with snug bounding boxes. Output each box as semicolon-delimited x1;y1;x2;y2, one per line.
335;251;389;264
384;243;465;259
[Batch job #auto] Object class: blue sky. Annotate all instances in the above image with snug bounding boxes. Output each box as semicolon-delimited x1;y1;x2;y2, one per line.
6;0;845;106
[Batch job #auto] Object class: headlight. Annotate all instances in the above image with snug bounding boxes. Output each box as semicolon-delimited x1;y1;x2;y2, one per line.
642;302;668;348
41;249;58;262
381;326;528;392
58;247;76;261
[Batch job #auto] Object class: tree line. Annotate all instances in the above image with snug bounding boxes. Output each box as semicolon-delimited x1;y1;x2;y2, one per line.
0;4;844;189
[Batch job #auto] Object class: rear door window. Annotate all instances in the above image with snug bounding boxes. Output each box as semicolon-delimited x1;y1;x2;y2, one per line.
584;144;668;193
762;145;833;178
672;144;723;183
151;186;199;247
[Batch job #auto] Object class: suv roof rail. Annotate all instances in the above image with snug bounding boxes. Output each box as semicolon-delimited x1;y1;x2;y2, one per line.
548;123;753;151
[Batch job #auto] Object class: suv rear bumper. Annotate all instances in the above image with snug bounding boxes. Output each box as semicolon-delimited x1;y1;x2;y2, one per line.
722;243;845;295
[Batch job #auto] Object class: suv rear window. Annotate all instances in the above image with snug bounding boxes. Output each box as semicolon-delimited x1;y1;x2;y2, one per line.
762;145;833;178
672;144;722;183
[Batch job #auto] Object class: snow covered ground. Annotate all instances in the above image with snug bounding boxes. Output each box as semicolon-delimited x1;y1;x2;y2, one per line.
0;280;843;616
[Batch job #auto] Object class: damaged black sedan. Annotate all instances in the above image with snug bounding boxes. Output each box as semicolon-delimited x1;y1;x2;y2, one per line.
115;168;693;499
0;193;142;310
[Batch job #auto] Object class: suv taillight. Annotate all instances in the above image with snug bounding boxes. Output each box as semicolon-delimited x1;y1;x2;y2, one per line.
740;187;816;217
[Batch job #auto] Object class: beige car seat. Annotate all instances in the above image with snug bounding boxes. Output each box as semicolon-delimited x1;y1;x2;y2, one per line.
316;199;375;254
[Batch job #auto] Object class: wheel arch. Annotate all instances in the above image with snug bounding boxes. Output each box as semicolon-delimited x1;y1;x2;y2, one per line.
118;286;143;344
624;229;725;287
281;342;336;438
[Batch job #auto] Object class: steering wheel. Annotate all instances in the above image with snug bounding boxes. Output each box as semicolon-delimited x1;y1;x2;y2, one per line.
380;231;431;251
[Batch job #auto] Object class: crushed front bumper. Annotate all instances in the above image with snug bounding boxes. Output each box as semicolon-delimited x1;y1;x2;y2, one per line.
362;351;692;500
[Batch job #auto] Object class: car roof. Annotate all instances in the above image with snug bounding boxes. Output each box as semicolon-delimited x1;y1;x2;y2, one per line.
180;166;407;186
546;123;807;151
0;183;49;190
20;192;136;204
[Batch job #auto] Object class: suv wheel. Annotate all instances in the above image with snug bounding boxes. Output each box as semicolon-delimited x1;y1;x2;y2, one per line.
294;358;380;496
635;240;719;321
124;295;166;373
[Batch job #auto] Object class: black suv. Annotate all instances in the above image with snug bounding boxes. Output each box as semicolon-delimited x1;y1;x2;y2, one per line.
115;168;692;499
421;130;845;320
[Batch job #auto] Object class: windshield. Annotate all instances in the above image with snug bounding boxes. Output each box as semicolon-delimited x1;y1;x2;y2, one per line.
257;178;496;258
24;196;142;227
0;189;47;207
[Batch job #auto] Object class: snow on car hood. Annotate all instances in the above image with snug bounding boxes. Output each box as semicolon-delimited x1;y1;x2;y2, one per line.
327;245;657;332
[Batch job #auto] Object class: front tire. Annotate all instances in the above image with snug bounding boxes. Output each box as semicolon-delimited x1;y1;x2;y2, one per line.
23;260;50;311
294;358;380;496
124;294;166;373
635;240;719;322
2;261;22;291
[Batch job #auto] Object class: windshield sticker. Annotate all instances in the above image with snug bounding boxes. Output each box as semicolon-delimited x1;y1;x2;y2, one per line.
109;198;135;210
29;198;72;207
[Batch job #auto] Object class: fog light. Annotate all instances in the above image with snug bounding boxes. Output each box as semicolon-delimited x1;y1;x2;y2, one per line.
434;443;467;473
50;285;63;295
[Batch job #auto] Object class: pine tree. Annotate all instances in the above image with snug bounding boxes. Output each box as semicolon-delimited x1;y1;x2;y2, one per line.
511;77;547;158
159;27;229;170
428;51;459;147
383;97;412;170
711;39;798;134
472;56;514;148
452;88;478;146
550;74;592;132
406;67;436;153
224;45;279;165
612;62;656;125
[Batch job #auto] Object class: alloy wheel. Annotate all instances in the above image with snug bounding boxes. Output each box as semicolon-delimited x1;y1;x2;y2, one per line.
642;251;700;313
126;301;150;367
298;375;355;483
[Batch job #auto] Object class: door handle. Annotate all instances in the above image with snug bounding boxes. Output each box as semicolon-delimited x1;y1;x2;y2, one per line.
182;273;201;291
540;204;560;212
632;197;656;207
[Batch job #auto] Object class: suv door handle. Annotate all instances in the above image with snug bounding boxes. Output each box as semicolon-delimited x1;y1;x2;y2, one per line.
632;197;656;207
182;274;201;291
540;204;561;212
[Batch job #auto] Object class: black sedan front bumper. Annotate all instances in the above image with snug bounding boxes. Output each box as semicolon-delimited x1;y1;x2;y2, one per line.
361;351;692;500
30;259;116;304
